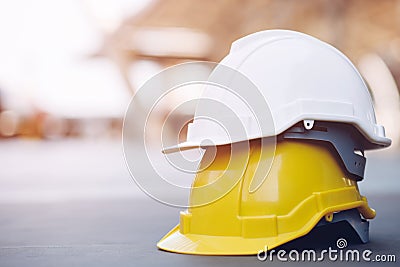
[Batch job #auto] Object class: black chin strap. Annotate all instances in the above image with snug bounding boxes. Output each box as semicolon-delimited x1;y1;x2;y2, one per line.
282;121;366;181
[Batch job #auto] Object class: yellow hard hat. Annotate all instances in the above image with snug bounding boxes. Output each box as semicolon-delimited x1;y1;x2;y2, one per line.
156;29;389;255
157;123;376;255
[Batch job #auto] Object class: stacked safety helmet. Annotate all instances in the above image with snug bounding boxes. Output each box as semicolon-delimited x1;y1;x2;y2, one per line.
158;30;391;255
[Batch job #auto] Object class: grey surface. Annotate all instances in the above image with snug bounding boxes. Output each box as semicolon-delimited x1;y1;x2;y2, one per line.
0;139;399;266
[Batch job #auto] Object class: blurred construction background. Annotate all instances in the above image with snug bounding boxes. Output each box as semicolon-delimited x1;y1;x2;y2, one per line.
0;0;399;266
0;0;399;144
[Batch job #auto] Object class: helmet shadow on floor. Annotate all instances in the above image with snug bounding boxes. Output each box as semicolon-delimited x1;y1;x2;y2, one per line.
276;221;362;252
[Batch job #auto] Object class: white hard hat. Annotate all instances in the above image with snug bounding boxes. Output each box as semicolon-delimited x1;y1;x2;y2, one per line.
163;30;391;153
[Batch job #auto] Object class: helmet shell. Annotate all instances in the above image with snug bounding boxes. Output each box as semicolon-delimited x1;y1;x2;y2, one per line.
163;30;391;153
158;139;375;255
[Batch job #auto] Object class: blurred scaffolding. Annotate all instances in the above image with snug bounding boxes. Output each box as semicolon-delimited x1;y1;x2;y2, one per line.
0;0;399;149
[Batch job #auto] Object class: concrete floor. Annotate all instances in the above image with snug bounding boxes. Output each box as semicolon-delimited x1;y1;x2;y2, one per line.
0;139;399;266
